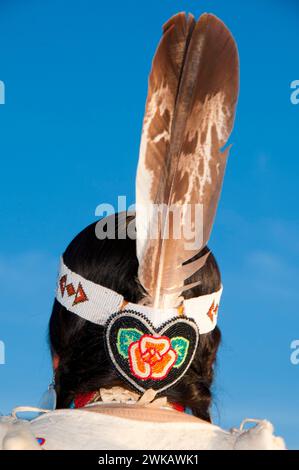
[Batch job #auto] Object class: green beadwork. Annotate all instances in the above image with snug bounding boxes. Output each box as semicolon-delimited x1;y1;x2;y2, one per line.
171;337;190;368
117;328;143;358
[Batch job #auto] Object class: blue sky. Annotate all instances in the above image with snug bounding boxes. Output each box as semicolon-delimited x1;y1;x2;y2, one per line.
0;0;298;449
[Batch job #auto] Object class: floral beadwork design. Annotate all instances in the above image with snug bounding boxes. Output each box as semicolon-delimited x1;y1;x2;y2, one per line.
128;335;177;380
105;311;198;394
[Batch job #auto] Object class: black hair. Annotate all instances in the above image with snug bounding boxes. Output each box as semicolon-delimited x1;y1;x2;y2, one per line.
49;215;221;421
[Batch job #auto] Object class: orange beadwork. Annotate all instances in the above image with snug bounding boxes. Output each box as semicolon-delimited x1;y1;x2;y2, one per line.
207;301;219;322
129;335;177;380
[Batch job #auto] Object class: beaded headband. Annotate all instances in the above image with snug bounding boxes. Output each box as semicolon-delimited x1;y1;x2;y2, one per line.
56;258;223;394
56;258;223;334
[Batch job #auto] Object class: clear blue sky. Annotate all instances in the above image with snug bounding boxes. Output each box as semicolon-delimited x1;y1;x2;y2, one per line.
0;0;298;449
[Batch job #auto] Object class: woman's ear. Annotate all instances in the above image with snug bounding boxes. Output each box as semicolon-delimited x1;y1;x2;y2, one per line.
53;355;60;370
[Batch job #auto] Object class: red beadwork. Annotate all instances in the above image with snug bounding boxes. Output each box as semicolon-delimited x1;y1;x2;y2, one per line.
74;391;96;408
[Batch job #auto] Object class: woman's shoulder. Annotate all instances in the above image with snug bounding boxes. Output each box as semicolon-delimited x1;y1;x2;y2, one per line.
0;410;286;450
30;409;286;450
229;419;286;450
0;416;41;450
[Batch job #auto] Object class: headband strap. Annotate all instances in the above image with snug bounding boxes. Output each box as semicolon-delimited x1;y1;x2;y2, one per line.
56;258;222;334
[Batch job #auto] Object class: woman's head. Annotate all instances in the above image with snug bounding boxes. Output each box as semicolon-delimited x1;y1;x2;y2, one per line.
49;215;221;421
